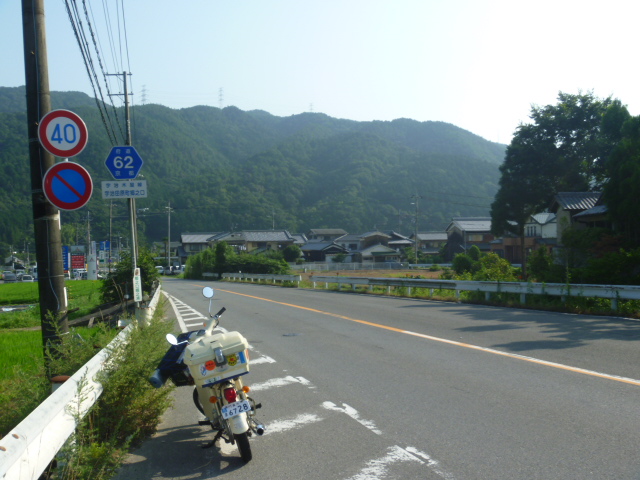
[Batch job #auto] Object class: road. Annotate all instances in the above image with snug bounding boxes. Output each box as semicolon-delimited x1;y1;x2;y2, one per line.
113;278;640;480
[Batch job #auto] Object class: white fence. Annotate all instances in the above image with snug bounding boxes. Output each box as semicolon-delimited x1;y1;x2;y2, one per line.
309;276;640;311
0;285;163;480
221;272;301;286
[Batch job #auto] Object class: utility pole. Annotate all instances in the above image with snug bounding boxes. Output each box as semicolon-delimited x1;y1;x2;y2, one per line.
22;0;69;358
166;202;172;268
108;71;138;281
411;195;423;265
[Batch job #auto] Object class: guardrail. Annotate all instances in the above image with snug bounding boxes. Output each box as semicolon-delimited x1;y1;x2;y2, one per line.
310;276;640;311
221;272;302;286
0;285;163;480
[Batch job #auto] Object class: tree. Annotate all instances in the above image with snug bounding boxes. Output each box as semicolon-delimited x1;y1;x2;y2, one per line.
491;92;618;276
101;247;159;304
603;115;640;245
282;244;302;263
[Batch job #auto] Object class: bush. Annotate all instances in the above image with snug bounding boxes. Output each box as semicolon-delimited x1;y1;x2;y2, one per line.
452;253;474;274
57;311;174;479
100;247;159;304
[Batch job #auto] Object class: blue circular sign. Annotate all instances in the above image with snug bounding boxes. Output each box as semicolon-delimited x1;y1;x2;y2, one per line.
43;162;93;210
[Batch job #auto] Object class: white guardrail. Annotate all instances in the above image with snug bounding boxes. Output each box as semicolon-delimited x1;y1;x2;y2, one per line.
308;276;640;312
221;272;302;286
0;285;163;480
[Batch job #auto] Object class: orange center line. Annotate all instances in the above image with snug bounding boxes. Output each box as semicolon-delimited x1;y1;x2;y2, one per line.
193;285;640;387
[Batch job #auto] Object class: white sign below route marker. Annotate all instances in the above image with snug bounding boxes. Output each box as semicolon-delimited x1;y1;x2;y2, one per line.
133;268;143;302
101;180;148;199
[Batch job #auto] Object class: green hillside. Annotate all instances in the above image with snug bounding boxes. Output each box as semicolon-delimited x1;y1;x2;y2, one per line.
0;86;504;248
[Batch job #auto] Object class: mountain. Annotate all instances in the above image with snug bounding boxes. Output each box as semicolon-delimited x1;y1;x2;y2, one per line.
0;86;504;248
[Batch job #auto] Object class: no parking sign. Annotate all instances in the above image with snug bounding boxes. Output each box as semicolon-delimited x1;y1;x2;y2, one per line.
42;162;93;210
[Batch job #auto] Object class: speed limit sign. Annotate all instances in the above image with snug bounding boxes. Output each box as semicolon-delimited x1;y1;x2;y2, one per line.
38;109;88;158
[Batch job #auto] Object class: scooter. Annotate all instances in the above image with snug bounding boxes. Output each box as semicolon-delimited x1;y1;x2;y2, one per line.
150;286;264;463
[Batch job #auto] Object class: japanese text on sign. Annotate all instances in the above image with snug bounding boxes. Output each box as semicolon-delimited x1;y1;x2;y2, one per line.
101;180;148;199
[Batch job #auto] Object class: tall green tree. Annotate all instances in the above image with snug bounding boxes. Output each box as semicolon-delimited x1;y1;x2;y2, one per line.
491;92;619;276
602;115;640;245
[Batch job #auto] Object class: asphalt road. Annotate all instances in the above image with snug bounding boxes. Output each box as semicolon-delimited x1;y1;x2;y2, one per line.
113;279;640;480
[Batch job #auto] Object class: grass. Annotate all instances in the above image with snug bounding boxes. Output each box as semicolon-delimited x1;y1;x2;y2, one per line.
0;330;43;380
0;280;106;329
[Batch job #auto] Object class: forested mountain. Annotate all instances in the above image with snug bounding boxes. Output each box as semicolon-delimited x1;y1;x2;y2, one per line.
0;86;504;249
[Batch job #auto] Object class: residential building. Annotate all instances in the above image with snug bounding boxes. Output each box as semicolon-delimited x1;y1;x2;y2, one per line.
550;192;602;245
445;217;494;260
306;229;348;242
412;232;447;255
211;230;295;254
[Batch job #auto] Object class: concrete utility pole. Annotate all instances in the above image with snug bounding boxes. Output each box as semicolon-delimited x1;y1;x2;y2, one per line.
166;201;172;268
108;71;138;281
411;194;423;265
22;0;69;357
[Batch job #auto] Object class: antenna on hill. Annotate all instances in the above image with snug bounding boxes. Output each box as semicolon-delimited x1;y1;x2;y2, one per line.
219;88;224;109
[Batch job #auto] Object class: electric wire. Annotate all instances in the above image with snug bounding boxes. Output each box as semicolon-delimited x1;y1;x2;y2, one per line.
81;0;125;143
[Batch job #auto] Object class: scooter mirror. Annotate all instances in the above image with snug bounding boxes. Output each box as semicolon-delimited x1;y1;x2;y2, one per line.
166;333;178;345
202;286;215;299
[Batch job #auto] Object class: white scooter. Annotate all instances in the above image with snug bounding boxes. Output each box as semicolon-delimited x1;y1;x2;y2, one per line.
150;287;264;463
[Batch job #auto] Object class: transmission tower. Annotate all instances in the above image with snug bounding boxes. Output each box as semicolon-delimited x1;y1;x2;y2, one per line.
219;88;224;108
140;85;148;104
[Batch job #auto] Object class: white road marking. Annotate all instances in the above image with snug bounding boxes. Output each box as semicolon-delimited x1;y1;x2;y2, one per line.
250;375;313;392
164;292;208;333
345;445;423;480
249;354;276;365
405;446;457;480
265;413;323;435
322;401;382;435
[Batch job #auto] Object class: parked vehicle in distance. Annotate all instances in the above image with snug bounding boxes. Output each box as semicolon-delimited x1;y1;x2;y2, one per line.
3;272;17;283
165;266;174;275
21;274;34;282
155;266;164;274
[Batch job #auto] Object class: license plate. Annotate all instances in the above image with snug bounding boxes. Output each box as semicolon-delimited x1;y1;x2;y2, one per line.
221;400;251;419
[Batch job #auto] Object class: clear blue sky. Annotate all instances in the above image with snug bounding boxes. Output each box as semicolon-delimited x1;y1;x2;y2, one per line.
2;0;639;144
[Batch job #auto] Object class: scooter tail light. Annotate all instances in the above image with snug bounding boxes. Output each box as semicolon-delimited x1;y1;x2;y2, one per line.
223;387;237;403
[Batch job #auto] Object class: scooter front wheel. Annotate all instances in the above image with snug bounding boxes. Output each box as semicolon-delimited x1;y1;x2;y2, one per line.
234;432;252;463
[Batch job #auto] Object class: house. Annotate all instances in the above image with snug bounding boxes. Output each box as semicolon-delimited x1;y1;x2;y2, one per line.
180;233;221;259
491;213;557;264
335;234;362;252
386;231;413;251
211;230;296;254
300;242;350;262
550;192;602;245
306;229;348;242
412;232;447;255
355;244;401;263
444;217;494;260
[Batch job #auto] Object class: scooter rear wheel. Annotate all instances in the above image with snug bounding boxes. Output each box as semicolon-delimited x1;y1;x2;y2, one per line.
234;432;252;463
192;387;205;415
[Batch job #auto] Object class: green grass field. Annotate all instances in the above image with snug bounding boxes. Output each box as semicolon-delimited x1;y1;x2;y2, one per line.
0;280;110;380
0;330;43;381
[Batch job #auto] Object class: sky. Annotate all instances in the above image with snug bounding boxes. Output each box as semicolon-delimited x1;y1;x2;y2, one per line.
2;0;640;145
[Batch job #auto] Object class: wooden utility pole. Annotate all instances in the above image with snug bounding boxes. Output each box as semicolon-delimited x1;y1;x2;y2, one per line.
22;0;69;357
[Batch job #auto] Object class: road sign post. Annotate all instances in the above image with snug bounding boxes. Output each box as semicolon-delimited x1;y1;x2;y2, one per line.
38;110;88;158
42;162;93;211
104;146;144;179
